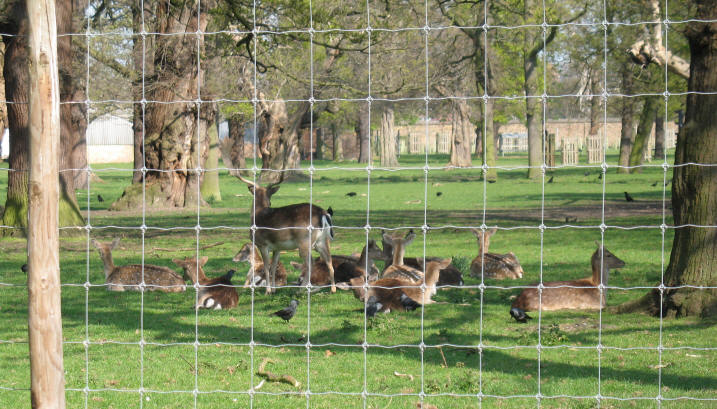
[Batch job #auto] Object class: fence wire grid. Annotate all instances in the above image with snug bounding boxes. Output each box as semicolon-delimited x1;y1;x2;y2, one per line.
1;0;716;408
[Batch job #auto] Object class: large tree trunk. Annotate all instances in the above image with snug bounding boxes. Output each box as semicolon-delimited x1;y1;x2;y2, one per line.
1;0;85;234
379;104;398;167
628;96;659;172
256;100;309;183
478;14;498;181
448;99;473;167
130;0;153;184
620;3;717;318
661;10;717;317
357;103;370;163
0;42;6;151
617;65;636;174
654;112;665;159
57;0;85;225
112;0;210;209
200;104;221;202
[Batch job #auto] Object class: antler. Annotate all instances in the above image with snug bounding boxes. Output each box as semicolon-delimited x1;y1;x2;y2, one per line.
237;172;258;188
267;171;285;189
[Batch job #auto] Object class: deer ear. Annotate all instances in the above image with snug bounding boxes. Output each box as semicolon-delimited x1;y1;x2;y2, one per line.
595;240;603;249
172;258;182;265
91;239;100;248
404;230;416;244
111;238;121;249
488;227;498;236
268;185;280;196
199;256;209;265
247;185;255;194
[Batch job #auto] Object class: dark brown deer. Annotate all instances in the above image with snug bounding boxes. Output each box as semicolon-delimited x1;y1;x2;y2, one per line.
469;228;523;280
292;239;383;287
238;173;335;294
172;256;239;310
511;242;625;312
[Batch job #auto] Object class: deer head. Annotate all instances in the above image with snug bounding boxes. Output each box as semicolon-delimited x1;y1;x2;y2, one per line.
382;230;416;266
237;173;284;215
470;228;497;254
592;241;626;286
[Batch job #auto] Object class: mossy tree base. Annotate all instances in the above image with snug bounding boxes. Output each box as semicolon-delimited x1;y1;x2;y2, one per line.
110;179;207;211
1;190;85;237
616;288;717;319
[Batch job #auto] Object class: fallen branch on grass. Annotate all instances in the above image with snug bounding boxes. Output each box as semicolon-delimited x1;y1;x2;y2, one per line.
257;358;301;388
393;371;414;381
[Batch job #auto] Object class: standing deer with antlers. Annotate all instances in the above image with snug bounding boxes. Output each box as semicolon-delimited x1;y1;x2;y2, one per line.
238;173;336;294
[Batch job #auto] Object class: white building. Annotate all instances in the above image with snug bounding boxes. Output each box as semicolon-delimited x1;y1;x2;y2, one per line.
86;114;133;163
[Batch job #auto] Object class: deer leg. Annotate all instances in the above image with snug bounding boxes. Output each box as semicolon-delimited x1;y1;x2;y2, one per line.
315;238;335;293
298;243;313;289
269;250;281;294
258;246;272;294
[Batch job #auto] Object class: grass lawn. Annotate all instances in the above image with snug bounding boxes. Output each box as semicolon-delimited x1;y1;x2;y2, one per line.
0;151;715;408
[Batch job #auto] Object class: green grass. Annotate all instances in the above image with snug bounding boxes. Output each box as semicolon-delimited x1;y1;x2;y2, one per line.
1;151;715;409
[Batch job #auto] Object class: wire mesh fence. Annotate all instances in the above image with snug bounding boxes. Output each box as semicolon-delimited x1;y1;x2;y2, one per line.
1;0;716;408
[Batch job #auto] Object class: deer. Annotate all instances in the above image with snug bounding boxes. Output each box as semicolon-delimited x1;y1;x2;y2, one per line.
92;238;185;292
292;239;384;287
365;258;452;316
380;230;464;286
469;228;524;280
511;242;625;312
232;242;288;288
237;173;335;294
172;256;239;310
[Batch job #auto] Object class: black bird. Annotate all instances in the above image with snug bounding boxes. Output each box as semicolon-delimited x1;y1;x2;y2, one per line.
624;191;634;202
665;179;672;187
565;216;578;223
583;171;591;177
366;296;383;318
273;299;299;323
21;264;28;273
547;176;554;183
510;307;532;323
97;194;105;203
598;173;603;180
400;293;420;311
436;191;443;197
346;192;357;197
651;181;658;187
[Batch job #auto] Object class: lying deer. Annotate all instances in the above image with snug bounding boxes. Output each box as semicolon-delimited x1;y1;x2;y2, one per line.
469;228;523;280
238;173;335;294
172;256;238;310
365;258;452;316
92;238;185;292
511;242;625;312
232;242;288;288
292;239;383;287
381;230;463;286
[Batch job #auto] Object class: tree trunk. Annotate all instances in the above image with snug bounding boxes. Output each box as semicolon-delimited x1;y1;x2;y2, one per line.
0;42;6;153
628;96;659;172
255;100;309;183
357;103;370;163
474;127;482;156
315;127;324;160
617;65;636;174
379;105;398;167
588;75;601;137
448;99;473;167
201;104;221;203
1;0;85;234
662;9;717;316
654;111;665;159
112;0;210;210
620;3;717;318
331;122;343;161
523;3;542;179
57;0;86;225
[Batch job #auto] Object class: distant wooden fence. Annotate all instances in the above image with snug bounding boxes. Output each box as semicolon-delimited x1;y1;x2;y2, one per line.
562;137;579;165
544;133;556;167
586;135;604;164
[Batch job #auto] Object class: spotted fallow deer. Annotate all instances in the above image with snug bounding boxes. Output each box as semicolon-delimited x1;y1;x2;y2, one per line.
238;173;335;294
511;242;625;312
469;228;524;280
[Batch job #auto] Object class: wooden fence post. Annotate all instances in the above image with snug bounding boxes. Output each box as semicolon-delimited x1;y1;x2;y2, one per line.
26;0;65;407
